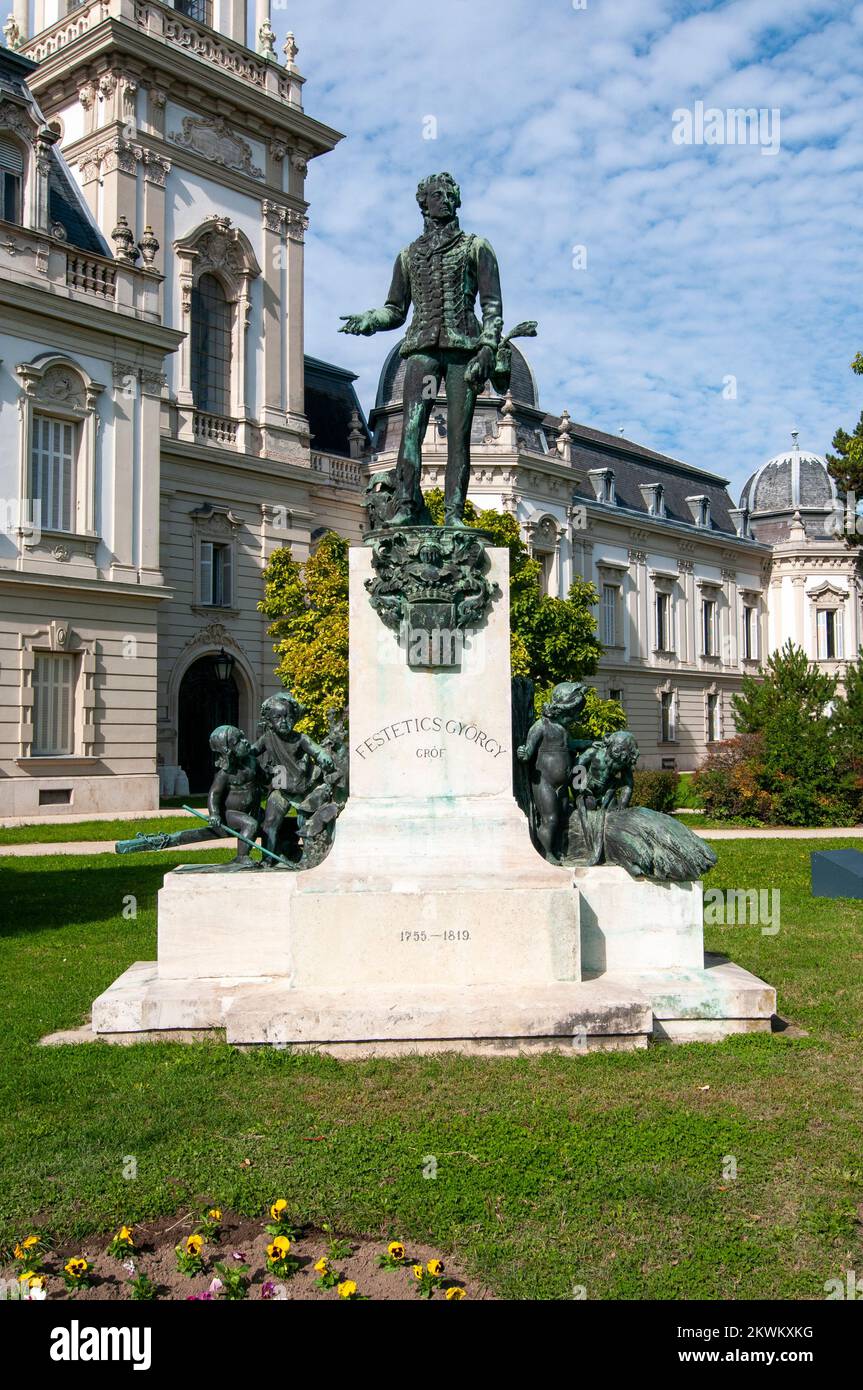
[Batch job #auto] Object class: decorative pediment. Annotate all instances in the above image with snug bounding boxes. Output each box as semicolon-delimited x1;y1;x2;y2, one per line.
16;356;104;413
174;216;261;302
0;97;37;145
169;115;264;180
808;581;848;604
189;502;242;537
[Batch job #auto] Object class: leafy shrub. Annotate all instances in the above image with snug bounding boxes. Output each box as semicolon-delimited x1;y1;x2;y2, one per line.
693;735;775;823
631;768;679;813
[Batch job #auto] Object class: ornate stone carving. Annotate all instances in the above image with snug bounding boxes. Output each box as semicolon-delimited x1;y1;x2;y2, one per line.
140;368;167;397
365;528;497;642
78;82;97;111
97;137;142;174
283;32;299;69
290;151;308;176
141;151;171;186
111;214;139;263
168;114;264;179
148;87;167;109
258;18;276;57
163;16;267;90
0;99;34;143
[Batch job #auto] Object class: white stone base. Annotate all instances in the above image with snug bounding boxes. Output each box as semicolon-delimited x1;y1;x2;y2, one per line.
92;954;774;1053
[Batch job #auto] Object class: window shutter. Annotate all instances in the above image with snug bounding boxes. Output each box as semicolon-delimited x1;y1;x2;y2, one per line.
200;541;213;605
817;608;827;659
0;138;23;175
220;544;233;608
33;653;75;755
835;612;844;659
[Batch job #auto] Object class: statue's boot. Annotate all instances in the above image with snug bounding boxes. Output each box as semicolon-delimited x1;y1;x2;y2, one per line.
444;510;471;529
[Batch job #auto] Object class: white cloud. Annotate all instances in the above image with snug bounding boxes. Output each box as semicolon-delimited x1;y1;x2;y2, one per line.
282;0;863;500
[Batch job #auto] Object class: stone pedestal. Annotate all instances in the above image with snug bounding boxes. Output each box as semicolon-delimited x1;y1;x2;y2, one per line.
91;542;776;1052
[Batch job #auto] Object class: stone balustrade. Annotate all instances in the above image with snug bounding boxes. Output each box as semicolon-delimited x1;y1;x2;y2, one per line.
193;410;238;446
23;0;301;106
311;453;364;488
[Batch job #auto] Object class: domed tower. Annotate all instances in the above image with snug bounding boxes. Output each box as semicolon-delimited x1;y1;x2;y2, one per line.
740;433;861;677
738;430;838;544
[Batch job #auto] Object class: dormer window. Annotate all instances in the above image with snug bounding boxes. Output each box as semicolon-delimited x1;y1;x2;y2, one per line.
0;138;24;226
639;482;666;517
588;468;616;504
686;494;711;528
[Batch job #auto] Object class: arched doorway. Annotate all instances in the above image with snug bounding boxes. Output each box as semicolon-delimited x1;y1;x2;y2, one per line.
177;654;239;793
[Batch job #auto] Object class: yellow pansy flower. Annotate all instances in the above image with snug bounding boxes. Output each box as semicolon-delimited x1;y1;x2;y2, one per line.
23;1235;39;1249
427;1259;444;1277
267;1236;291;1259
207;1208;222;1222
65;1258;88;1278
270;1199;288;1220
118;1226;134;1244
387;1241;406;1261
314;1257;330;1274
445;1286;466;1300
337;1280;357;1299
412;1264;424;1280
185;1235;203;1255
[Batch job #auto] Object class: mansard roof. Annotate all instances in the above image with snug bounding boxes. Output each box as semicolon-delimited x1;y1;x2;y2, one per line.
305;355;371;457
0;44;108;256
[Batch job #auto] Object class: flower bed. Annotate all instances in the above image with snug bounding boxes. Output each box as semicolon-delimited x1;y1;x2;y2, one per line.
3;1207;485;1301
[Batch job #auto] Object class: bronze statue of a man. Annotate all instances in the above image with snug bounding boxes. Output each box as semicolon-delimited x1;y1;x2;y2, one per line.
340;172;503;527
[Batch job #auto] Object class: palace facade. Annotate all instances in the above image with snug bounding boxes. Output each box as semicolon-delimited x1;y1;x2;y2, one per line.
1;3;859;818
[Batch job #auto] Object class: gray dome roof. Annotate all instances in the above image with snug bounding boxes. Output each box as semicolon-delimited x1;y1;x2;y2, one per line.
739;433;837;515
374;339;539;409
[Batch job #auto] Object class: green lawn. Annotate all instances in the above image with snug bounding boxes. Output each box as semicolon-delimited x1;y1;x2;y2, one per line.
0;839;861;1299
0;815;199;846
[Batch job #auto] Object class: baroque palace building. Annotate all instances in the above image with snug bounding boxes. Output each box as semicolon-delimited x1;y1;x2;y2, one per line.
1;4;860;817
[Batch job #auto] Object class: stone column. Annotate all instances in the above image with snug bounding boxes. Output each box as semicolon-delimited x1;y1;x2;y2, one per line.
285;211;308;428
139;370;164;582
224;0;246;44
110;362;137;582
254;0;269;47
260;201;286;428
142;154;169;317
12;0;27;43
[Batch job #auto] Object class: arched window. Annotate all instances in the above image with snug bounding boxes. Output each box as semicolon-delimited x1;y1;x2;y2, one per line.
0;137;24;226
190;273;232;416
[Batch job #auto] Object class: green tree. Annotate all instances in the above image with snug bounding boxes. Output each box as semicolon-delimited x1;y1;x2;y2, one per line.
731;640;846;825
831;648;863;816
825;352;863;546
260;495;623;739
258;531;349;738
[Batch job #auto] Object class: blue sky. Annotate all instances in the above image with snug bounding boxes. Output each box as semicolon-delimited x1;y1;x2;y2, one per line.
275;0;863;501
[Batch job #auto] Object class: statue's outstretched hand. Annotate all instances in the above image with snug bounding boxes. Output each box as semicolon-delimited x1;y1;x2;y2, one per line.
516;744;529;762
339;312;378;336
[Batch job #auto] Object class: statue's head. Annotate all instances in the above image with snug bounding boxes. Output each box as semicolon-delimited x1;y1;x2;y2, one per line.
606;730;639;769
416;172;461;220
260;690;305;736
209;723;250;766
544;681;587;721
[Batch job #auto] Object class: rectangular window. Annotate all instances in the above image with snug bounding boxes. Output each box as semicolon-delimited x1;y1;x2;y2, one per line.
537;551;554;596
702;598;717;656
707;692;719;742
32;652;75;756
200;541;233;607
609;688;622;705
174;0;213;22
31;415;76;532
655;592;671;651
602;584;617;646
660;691;675;742
742;605;757;661
817;608;842;660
